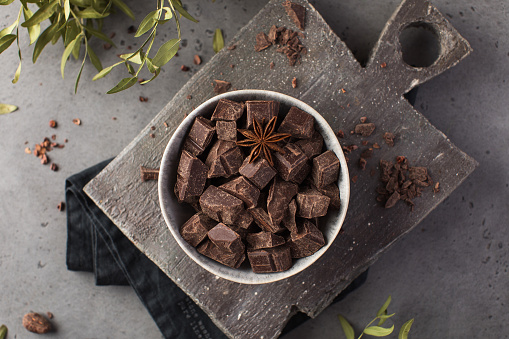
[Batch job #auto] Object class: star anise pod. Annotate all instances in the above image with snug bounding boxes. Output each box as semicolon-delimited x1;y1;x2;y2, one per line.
236;116;291;166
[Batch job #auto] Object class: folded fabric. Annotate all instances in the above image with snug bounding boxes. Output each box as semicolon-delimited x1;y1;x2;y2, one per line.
65;159;368;338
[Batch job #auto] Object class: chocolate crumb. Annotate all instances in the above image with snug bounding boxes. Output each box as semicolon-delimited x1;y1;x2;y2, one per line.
282;0;306;30
270;61;275;69
213;80;231;94
193;55;202;65
351;175;358;183
46;312;54;319
140;166;159;182
230;64;235;68
380;62;387;68
383;132;395;147
373;142;380;149
227;44;237;50
336;130;345;138
112;117;117;120
149;133;155;138
181;65;190;72
354;123;375;136
187;95;192;100
139;96;148;102
51;134;56;140
49;120;57;128
58;202;65;212
359;158;367;170
50;163;58;171
103;43;112;50
127;25;136;34
25;147;31;154
72;118;81;125
360;116;367;123
163;122;169;128
292;77;298;88
151;126;156;130
361;140;369;146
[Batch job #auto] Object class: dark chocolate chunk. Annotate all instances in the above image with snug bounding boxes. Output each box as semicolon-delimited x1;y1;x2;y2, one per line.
294;131;323;159
311;150;340;188
288;219;325;258
213;80;231;94
282;199;298;233
199;185;244;225
205;140;236;167
207;159;228;178
408;167;428;182
182;138;206;156
383;132;396;147
239;157;277;190
220;147;244;177
235;210;255;230
267;177;298;226
187;117;215;150
216;120;237;141
208;223;245;254
273;143;310;184
385;191;400;208
249;207;286;233
211;99;245;121
180;212;216;247
246;231;285;250
247;245;292;273
255;32;272;52
278;106;314;139
219;176;260;209
282;0;306;30
174;151;208;203
296;188;331;218
245;100;279;129
315;183;341;209
268;25;279;43
197;240;245;268
354;123;376;136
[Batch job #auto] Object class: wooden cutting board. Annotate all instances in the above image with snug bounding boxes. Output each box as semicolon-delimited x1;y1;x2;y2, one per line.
84;0;476;338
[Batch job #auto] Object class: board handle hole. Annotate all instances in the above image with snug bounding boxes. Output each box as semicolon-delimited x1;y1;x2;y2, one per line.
399;22;441;68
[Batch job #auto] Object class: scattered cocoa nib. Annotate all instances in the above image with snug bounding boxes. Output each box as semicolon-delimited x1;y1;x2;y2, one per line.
49;120;57;128
255;24;307;66
360;148;373;159
149;133;155;138
57;202;65;211
25;147;31;154
230;64;235;68
270;61;275;69
292;77;298;88
351;175;358;183
377;157;436;210
139;96;148;102
109;32;116;39
373;142;381;149
163;122;169;128
336;130;345;138
140;166;160;182
282;0;306;30
72;118;81;125
181;65;190;72
103;43;112;50
227;44;237;50
360;116;367;123
361;140;369;146
212;80;231;94
187;95;192;100
150;126;156;131
41;154;48;165
127;25;136;34
193;54;202;65
383;132;396;147
359;157;367;170
50;163;58;171
380;62;387;68
47;311;54;319
354;123;376;136
51;134;56;140
342;144;358;154
23;312;52;334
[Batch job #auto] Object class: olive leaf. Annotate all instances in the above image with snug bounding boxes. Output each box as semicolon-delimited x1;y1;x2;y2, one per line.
0;34;16;54
363;325;394;337
21;1;58;27
0;20;18;38
398;319;414;339
0;104;18;115
107;76;138;94
376;295;392;326
170;0;198;23
23;6;41;44
12;59;21;83
135;10;159;37
338;315;355;339
92;60;123;80
74;40;88;93
112;0;135;20
0;324;7;339
213;28;224;53
61;34;82;78
152;38;180;67
33;20;59;62
0;0;16;5
87;44;102;71
83;25;115;46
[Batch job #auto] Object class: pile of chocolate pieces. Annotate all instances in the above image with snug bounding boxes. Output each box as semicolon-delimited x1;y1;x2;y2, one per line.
175;98;341;273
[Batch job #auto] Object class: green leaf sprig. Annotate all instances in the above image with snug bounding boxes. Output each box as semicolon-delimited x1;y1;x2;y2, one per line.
94;0;198;93
0;324;7;339
0;103;18;114
212;28;223;53
338;296;415;339
0;0;198;93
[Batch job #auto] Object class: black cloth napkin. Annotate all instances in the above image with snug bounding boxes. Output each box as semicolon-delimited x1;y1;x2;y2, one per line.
65;159;368;338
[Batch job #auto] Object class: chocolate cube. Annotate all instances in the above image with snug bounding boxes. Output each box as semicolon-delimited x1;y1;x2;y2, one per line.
205;141;242;179
184;117;215;155
216;120;237;141
199;185;244;225
282;199;298;233
273;143;310;184
220;147;244;177
197;240;245;268
246;231;285;250
296;188;331;218
354;123;376;136
288;219;325;258
249;207;286;233
179;212;216;247
312;150;340;188
315;183;341;209
211;99;245;121
235;210;254;230
205;140;237;167
278;106;314;139
239;157;277;190
208;223;245;254
267;177;298;227
246;100;279;129
174;151;208;203
219;176;260;209
247;245;292;273
295;131;323;159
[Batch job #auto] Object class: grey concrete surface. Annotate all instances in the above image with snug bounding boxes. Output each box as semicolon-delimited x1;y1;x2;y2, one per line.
0;0;507;338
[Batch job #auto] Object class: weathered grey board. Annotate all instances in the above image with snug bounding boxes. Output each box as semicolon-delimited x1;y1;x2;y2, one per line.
84;0;476;338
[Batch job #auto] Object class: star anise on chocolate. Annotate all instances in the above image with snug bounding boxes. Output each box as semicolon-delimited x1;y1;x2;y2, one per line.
236;116;291;166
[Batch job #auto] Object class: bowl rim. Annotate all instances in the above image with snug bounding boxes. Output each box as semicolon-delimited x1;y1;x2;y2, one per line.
158;89;350;284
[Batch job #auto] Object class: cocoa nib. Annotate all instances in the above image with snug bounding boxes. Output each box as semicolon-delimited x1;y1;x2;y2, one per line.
212;80;231;94
193;54;202;65
377;157;436;209
282;0;306;30
23;312;52;334
255;25;307;66
383;132;396;147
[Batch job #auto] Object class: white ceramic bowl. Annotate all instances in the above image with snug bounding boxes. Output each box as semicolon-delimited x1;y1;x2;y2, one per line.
158;90;350;284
